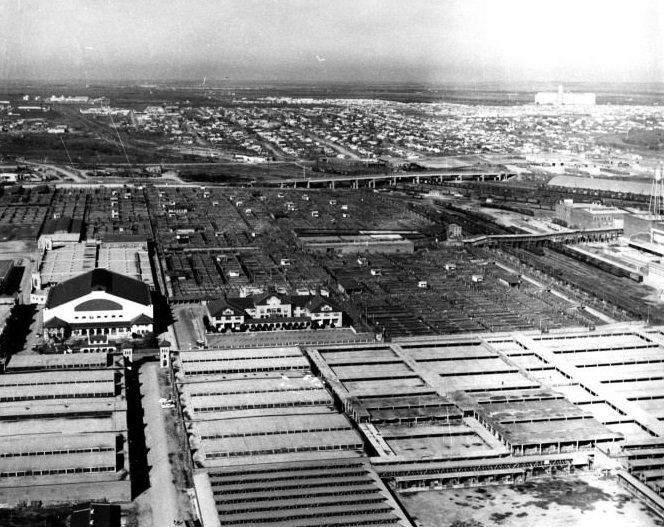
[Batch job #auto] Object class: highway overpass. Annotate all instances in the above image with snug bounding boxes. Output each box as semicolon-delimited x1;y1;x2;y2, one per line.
270;170;516;189
463;228;623;247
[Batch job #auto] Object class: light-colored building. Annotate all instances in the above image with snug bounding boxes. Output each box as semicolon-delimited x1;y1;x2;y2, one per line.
535;85;596;105
37;240;153;288
207;292;343;332
555;199;625;229
43;269;153;340
624;213;664;242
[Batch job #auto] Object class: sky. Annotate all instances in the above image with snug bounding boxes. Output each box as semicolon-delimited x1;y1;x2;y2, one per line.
0;0;663;83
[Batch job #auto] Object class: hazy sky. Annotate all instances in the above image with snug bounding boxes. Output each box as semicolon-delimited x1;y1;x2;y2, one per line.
1;0;663;83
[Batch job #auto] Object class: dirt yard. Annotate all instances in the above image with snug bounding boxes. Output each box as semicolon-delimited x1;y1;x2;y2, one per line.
400;473;663;527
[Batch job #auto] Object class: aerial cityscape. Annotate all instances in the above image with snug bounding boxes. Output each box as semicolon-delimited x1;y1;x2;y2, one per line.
2;1;664;526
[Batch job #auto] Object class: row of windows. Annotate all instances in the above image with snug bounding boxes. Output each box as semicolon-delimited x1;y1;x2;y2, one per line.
8;363;106;371
197;400;330;413
186;365;308;376
0;392;114;403
191;386;321;397
0;466;115;478
211;470;369;489
73;315;124;320
0;379;111;387
181;355;298;364
0;447;114;458
201;425;349;440
207;442;362;459
0;410;112;420
209;461;365;479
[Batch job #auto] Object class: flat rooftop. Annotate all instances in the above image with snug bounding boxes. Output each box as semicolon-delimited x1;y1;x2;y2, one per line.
0;416;118;437
0;431;116;455
7;352;109;370
0;368;114;385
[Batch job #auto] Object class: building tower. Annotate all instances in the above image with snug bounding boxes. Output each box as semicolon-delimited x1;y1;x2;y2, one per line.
649;166;664;218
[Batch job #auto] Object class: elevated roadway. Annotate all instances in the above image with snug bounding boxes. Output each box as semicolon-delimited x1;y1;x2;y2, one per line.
463;228;623;247
270;170;516;189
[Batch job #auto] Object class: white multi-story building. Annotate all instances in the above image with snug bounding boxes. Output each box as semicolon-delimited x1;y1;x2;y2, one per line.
207;292;343;332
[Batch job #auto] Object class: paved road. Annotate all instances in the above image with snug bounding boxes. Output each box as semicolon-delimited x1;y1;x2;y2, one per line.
140;362;184;527
23;161;87;182
172;305;207;351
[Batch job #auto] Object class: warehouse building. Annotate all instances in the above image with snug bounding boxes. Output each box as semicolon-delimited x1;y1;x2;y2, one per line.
555;199;625;230
535;85;596;105
177;345;415;526
0;352;129;504
38;216;83;248
36;240;153;289
295;229;416;254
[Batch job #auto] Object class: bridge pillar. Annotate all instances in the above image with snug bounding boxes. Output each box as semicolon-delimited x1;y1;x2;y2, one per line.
481;175;485;182
415;176;420;184
307;180;311;189
329;181;335;189
370;179;376;188
392;177;397;186
293;182;297;189
439;176;443;184
353;179;359;189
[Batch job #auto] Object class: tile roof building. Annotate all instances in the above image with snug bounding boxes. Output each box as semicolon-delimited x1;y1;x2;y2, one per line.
206;292;343;332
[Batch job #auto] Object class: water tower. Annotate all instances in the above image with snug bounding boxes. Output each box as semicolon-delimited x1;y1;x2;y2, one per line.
649;166;664;218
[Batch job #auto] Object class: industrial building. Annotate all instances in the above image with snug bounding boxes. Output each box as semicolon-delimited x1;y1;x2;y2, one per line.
43;268;154;340
0;352;129;505
297;324;664;493
175;345;415;526
535;85;596;105
175;346;363;467
206;292;344;332
555;199;625;230
624;213;664;242
35;240;153;289
199;459;414;527
295;229;417;254
174;325;664;523
38;216;83;248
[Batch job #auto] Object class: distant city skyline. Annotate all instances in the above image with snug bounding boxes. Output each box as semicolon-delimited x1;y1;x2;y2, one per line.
0;0;662;84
